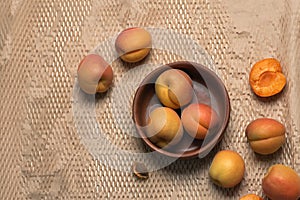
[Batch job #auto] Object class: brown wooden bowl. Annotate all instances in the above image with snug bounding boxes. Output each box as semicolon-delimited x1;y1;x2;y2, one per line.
132;61;230;159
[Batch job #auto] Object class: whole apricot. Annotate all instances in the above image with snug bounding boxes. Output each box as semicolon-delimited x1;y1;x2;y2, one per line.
77;54;113;94
209;150;245;188
146;107;183;148
249;58;286;97
181;103;219;139
240;194;263;200
262;164;300;200
115;27;152;63
246;118;285;155
155;69;193;109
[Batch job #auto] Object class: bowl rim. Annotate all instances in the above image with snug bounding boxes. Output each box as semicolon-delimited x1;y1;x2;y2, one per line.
132;61;231;158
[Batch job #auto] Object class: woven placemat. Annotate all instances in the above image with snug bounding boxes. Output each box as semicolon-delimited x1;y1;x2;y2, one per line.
1;0;300;199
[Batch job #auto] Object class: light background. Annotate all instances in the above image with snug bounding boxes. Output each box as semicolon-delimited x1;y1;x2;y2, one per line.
0;0;299;199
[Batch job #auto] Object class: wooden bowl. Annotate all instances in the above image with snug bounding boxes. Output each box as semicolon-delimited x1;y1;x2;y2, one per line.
132;61;230;158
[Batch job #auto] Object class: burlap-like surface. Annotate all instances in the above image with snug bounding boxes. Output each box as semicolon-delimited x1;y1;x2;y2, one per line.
1;0;300;199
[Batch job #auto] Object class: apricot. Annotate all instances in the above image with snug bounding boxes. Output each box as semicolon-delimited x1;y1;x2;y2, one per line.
146;107;183;148
246;118;285;155
115;27;152;63
77;54;113;94
262;164;300;200
249;58;286;97
209;150;245;188
155;69;193;109
181;103;219;139
240;194;263;200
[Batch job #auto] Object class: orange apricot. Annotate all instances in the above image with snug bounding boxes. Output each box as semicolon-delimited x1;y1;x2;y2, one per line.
249;58;286;97
240;194;263;200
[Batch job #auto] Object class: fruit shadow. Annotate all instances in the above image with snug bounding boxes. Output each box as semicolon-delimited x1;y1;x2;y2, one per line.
75;84;111;103
159;142;221;175
95;90;110;100
115;54;152;70
253;147;284;163
252;86;287;103
210;179;244;198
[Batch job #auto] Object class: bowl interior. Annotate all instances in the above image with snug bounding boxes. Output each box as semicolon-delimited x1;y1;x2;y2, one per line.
132;61;230;158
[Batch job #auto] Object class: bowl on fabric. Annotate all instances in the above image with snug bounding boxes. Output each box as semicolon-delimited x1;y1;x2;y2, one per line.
132;61;230;159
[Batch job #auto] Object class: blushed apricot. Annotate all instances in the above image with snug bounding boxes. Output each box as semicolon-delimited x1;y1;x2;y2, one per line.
262;164;300;200
246;118;285;155
77;54;113;94
115;27;152;63
181;103;219;139
249;58;286;97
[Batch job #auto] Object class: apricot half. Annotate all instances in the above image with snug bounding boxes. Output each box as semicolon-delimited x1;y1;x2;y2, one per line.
249;58;286;97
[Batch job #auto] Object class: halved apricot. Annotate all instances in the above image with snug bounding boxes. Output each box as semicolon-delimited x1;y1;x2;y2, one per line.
249;58;286;97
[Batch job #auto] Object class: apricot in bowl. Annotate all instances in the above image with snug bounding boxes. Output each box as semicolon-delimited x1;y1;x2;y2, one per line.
155;69;193;109
132;61;230;158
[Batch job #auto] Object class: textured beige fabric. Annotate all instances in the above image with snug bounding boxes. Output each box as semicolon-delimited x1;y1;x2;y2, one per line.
1;0;300;199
